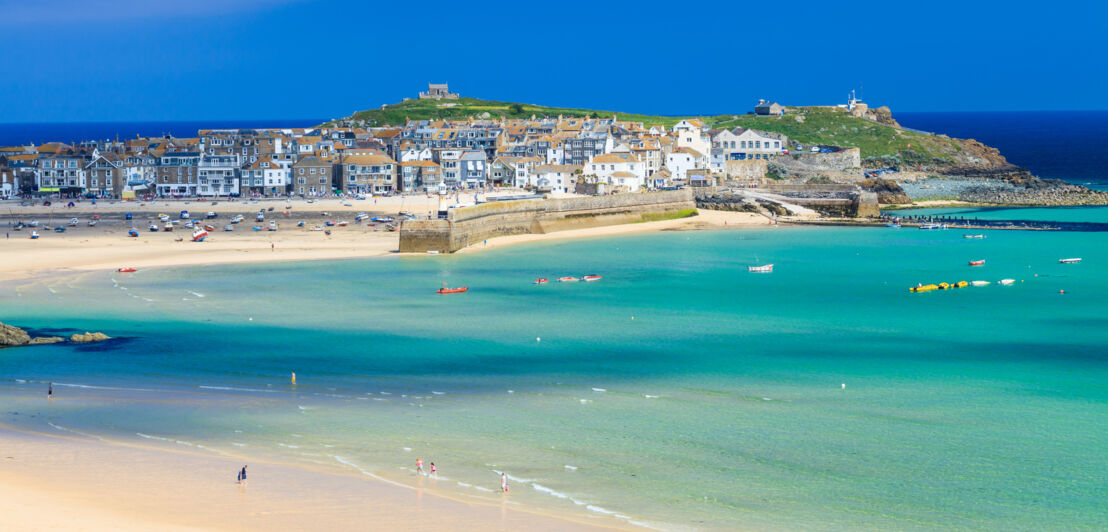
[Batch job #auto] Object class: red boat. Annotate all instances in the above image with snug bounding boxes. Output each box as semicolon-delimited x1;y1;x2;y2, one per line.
582;275;602;282
968;260;985;266
534;278;549;284
118;267;137;273
437;286;468;294
557;276;580;282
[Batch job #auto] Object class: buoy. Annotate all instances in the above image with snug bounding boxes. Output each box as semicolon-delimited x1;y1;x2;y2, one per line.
536;337;541;342
1059;290;1065;294
841;383;846;389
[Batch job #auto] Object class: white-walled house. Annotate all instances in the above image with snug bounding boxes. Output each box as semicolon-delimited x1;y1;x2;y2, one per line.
261;160;290;195
586;152;647;191
671;119;711;159
665;147;707;181
533;164;580;194
399;147;433;162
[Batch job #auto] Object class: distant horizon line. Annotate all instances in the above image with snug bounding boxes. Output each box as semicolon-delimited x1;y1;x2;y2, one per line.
2;109;1108;126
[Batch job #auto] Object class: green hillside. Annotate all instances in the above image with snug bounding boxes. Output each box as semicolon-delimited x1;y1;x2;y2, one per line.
324;98;971;165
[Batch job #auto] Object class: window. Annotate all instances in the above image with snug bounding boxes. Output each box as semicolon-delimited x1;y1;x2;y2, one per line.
319;177;326;184
298;177;305;184
310;168;316;174
299;168;304;175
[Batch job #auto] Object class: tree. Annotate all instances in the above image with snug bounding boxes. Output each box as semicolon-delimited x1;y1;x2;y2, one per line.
509;104;524;114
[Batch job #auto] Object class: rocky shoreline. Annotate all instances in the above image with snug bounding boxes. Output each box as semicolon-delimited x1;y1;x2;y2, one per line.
893;177;1108;206
0;322;110;348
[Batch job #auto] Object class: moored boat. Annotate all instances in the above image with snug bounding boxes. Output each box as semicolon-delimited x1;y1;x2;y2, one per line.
582;275;602;282
557;276;580;282
999;279;1016;285
910;283;938;293
128;229;139;237
971;280;990;286
118;267;137;273
534;278;549;284
30;231;39;239
968;260;985;266
919;223;946;230
148;223;159;232
963;234;985;239
436;286;468;294
747;264;774;273
192;228;208;242
1058;258;1082;264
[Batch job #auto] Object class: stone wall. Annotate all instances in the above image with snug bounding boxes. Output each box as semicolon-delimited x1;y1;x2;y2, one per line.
399;190;696;253
772;149;862;181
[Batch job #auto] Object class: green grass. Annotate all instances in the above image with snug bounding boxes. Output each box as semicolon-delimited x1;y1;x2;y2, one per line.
639;208;698;223
325;99;965;162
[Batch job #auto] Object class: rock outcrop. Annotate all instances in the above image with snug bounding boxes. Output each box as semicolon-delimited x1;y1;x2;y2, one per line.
0;322;103;347
0;322;31;346
857;178;911;204
70;332;111;343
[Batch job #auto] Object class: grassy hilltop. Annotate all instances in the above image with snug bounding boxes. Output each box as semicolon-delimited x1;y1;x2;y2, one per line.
324;98;1008;169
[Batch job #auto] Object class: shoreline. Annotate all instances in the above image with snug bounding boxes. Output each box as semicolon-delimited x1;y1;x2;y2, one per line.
0;201;770;281
0;423;620;531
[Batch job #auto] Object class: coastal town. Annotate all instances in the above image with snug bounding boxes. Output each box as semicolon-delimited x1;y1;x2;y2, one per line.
0;84;818;201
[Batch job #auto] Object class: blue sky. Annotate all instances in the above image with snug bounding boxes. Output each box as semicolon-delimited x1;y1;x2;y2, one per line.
0;0;1105;122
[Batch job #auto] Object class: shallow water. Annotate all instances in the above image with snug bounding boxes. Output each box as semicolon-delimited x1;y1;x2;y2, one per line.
2;224;1106;530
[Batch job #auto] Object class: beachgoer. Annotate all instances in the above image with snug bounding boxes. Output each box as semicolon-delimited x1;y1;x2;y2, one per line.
291;371;296;385
240;465;247;482
501;472;509;492
48;382;53;398
430;462;436;475
271;243;275;252
416;458;423;474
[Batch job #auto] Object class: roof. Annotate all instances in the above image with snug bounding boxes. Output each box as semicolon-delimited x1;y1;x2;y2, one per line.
610;171;636;178
591;153;635;164
534;164;581;174
344;154;395;165
400;160;441;167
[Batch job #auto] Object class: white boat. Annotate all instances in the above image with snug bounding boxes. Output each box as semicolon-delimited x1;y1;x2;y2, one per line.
919;223;946;230
998;279;1016;285
963;234;985;239
748;264;774;273
1059;258;1082;264
192;228;208;242
971;280;990;286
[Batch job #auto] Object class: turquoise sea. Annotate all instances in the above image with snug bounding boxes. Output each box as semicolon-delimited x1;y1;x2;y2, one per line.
2;207;1107;530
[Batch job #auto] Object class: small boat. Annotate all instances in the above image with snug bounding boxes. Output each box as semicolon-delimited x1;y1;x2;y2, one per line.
324;221;336;227
206;211;217;219
748;264;774;273
192;228;208;242
426;250;439;254
252;226;263;231
231;215;244;224
180;210;190;219
999;279;1016;286
885;223;901;228
963;234;985;239
29;220;39;227
68;217;79;226
971;280;990;286
185;220;195;228
30;231;39;239
54;226;66;233
88;219;98;227
937;282;951;290
297;221;305;227
582;275;603;282
557;276;580;282
952;281;969;288
534;278;549;284
224;224;234;231
148;223;159;232
267;221;278;231
163;223;174;232
919;223;946;230
910;283;938;293
128;229;139;237
436;286;468;294
202;224;214;232
336;220;349;227
256;214;265;222
118;267;137;273
372;216;395;223
1059;258;1082;264
968;260;985;266
158;214;170;222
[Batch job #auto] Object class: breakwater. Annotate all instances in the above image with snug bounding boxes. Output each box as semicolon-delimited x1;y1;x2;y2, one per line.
399;190;696;253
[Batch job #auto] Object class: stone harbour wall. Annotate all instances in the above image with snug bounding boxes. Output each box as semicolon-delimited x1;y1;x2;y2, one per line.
399;190;696;253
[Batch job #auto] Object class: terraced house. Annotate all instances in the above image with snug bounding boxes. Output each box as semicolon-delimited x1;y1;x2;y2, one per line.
156;151;200;197
291;156;331;196
337;153;396;194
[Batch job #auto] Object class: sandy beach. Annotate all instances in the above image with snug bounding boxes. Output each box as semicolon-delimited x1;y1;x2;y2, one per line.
0;196;770;280
0;425;615;531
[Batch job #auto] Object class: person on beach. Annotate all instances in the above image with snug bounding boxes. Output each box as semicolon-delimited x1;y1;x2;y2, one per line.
501;472;509;493
48;382;53;399
430;462;436;475
416;458;423;475
239;465;247;483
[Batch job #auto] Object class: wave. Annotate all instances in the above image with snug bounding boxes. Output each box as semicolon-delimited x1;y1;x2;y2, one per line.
55;382;159;392
592;388;606;392
189;292;205;298
332;455;413;490
48;422;106;441
198;385;277;393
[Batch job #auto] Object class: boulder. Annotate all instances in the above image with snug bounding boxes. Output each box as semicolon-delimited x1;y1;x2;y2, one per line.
0;322;32;347
70;332;111;343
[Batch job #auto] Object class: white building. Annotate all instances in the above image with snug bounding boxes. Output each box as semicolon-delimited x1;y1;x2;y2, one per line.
586;152;647;191
671;119;711;158
710;128;788;173
197;154;240;197
665;148;706;181
533;164;580;194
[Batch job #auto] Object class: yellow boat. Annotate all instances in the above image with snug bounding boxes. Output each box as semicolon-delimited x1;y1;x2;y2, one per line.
937;282;950;290
953;281;968;288
910;284;939;293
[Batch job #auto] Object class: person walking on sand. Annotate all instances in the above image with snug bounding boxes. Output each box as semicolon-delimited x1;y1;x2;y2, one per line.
239;465;247;483
416;458;423;475
501;472;509;493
